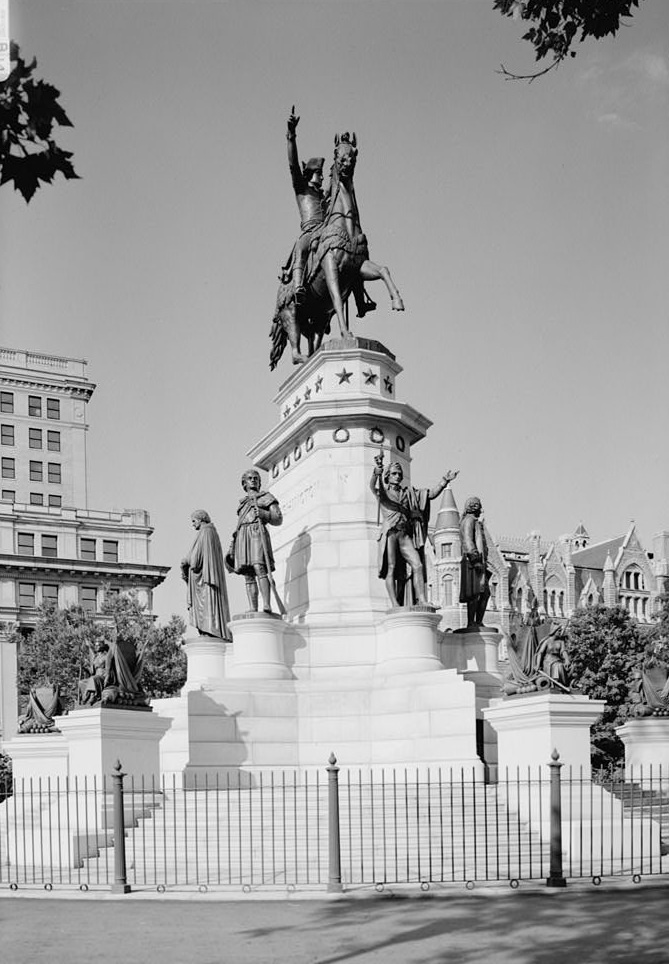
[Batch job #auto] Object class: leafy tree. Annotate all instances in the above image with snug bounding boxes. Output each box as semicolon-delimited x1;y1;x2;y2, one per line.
494;0;645;80
15;604;107;711
16;594;187;712
563;604;647;768
0;41;79;202
0;751;12;800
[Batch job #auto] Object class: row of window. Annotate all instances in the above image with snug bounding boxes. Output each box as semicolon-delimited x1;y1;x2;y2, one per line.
1;490;62;507
16;533;119;562
18;583;119;611
1;425;61;450
0;393;60;419
1;459;61;483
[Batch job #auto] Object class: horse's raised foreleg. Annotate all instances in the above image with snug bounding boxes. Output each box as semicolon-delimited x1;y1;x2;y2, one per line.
359;260;405;312
322;252;349;336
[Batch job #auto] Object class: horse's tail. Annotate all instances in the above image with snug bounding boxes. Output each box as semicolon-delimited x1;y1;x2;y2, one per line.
269;312;287;371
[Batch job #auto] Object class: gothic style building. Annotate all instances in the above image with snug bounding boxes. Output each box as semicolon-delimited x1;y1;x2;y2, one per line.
0;346;169;739
426;487;668;634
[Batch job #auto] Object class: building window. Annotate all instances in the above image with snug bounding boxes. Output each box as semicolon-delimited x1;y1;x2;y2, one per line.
47;431;61;452
80;586;97;613
29;428;43;449
440;543;452;559
47;462;61;484
102;540;119;563
18;582;36;608
46;398;60;420
48;494;62;508
42;584;59;607
42;534;58;558
17;532;35;556
1;489;15;502
442;575;453;607
28;396;42;417
29;492;44;506
1;457;15;479
80;538;96;561
0;392;14;414
1;424;14;445
30;460;43;482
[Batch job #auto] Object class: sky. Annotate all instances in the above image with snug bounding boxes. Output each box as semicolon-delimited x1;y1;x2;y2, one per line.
1;0;668;623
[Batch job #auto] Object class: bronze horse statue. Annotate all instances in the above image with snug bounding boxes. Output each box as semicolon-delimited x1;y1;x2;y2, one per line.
269;131;404;370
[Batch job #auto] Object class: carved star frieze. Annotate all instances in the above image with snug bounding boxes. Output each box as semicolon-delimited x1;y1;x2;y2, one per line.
304;386;312;401
283;407;291;419
337;368;353;385
363;369;378;385
383;376;393;394
315;376;323;393
293;396;301;410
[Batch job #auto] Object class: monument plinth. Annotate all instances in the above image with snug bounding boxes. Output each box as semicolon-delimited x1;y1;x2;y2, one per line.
156;339;484;778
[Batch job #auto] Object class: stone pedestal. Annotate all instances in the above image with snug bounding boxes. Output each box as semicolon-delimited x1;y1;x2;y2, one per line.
617;718;669;779
376;606;442;675
452;626;501;676
247;338;432;628
227;613;292;680
55;707;172;784
2;732;69;784
484;692;605;779
183;634;229;691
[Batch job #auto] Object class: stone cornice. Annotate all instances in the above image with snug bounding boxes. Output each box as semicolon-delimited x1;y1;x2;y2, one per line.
0;555;170;585
0;374;95;400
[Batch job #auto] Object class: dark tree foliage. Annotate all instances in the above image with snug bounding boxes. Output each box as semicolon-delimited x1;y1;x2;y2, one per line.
644;588;669;666
494;0;644;80
16;595;187;712
0;751;12;800
0;41;79;202
563;604;647;768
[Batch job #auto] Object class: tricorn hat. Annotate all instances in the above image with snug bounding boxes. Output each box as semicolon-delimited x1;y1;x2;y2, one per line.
302;156;325;175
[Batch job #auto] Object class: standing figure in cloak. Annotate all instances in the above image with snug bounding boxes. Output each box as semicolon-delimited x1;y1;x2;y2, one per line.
459;496;491;628
181;510;231;639
227;470;283;614
370;454;458;608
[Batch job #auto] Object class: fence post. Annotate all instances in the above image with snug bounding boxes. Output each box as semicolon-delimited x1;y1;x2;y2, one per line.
327;752;343;893
546;749;567;888
111;760;131;894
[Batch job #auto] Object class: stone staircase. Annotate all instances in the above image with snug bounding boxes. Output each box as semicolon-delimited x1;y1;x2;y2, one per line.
82;780;551;888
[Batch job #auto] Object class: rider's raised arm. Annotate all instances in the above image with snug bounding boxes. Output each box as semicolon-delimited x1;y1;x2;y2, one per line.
287;108;303;193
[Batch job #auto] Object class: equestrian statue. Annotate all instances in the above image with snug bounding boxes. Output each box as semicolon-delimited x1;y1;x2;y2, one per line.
269;108;404;370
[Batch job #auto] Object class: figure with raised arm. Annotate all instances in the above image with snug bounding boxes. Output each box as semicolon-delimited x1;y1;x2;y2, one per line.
227;469;284;614
370;454;458;608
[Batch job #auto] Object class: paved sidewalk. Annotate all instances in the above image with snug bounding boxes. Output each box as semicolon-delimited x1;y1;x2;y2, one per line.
1;882;668;964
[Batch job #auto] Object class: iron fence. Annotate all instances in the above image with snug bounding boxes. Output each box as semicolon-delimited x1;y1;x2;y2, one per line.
0;755;667;893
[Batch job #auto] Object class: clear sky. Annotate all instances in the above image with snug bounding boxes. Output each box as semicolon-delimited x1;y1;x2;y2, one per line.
1;1;668;622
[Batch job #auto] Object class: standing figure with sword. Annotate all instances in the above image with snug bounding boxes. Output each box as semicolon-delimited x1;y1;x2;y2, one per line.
226;469;285;615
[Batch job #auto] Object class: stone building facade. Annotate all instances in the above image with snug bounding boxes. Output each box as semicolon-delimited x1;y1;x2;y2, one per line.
0;347;169;739
426;487;668;635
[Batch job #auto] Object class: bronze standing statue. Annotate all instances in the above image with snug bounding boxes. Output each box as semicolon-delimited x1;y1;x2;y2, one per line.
181;510;231;639
371;454;458;608
226;470;285;614
270;108;404;369
459;496;491;628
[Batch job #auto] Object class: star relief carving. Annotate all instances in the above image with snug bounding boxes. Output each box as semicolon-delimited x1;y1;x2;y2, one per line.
383;376;393;394
304;386;312;401
336;368;353;384
363;369;378;385
293;396;301;410
315;376;323;392
283;407;291;418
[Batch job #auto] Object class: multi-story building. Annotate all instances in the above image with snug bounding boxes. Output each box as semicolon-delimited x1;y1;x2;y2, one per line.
426;487;669;634
0;347;169;739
